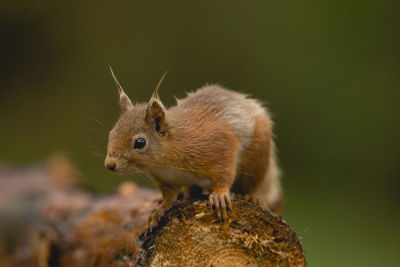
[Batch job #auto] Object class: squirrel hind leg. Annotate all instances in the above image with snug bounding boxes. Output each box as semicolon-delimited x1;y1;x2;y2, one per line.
233;149;283;214
244;150;283;214
234;168;283;214
252;157;283;213
232;115;283;214
232;115;272;197
236;190;283;214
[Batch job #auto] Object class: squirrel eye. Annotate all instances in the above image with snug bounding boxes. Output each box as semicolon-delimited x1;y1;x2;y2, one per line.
133;138;146;149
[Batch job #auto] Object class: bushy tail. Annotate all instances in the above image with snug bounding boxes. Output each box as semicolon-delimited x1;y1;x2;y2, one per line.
253;141;283;213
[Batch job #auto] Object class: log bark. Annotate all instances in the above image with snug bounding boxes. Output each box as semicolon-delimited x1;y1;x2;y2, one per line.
0;155;306;267
137;198;305;266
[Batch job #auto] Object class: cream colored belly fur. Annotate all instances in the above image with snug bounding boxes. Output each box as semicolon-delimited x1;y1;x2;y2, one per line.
154;168;211;188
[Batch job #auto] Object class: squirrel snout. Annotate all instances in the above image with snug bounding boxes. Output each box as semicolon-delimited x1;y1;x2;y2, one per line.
105;158;116;171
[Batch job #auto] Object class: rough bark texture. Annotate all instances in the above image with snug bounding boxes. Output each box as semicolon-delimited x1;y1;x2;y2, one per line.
0;155;306;267
136;198;305;267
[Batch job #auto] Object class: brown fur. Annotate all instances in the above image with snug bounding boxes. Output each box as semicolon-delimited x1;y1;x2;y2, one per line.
105;79;281;225
232;115;272;195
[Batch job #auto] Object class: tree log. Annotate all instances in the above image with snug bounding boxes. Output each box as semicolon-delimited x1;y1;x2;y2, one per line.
136;198;305;267
0;155;306;266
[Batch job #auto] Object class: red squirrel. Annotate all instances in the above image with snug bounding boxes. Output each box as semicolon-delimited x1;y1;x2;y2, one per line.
105;68;282;227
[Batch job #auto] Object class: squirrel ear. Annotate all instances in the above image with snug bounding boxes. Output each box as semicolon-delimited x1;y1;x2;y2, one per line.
146;72;167;122
109;66;133;114
147;101;165;122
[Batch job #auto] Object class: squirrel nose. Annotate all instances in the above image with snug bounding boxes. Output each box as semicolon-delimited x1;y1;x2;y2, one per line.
107;163;116;171
105;161;116;171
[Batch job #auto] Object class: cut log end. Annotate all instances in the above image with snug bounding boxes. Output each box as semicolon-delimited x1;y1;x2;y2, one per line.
136;198;306;267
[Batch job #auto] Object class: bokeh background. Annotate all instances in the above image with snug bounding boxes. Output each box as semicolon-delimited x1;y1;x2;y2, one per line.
1;1;399;266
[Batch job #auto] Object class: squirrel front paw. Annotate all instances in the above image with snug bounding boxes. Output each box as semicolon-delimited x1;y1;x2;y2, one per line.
209;189;232;221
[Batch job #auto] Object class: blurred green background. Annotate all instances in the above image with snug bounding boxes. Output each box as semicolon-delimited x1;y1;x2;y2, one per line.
1;1;399;266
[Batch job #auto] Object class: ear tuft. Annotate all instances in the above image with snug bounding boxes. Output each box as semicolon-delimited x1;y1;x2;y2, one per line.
150;71;167;101
109;65;133;114
146;72;168;134
146;72;168;119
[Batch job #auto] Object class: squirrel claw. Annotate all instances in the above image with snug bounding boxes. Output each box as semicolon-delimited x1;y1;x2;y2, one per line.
209;191;231;221
239;194;268;209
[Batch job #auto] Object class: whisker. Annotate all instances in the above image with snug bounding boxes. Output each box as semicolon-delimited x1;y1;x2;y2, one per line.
89;130;108;140
84;140;106;154
64;151;106;158
90;116;108;131
157;183;177;194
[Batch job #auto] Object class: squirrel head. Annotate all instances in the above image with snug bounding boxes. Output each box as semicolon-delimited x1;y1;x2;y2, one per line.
105;69;169;174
